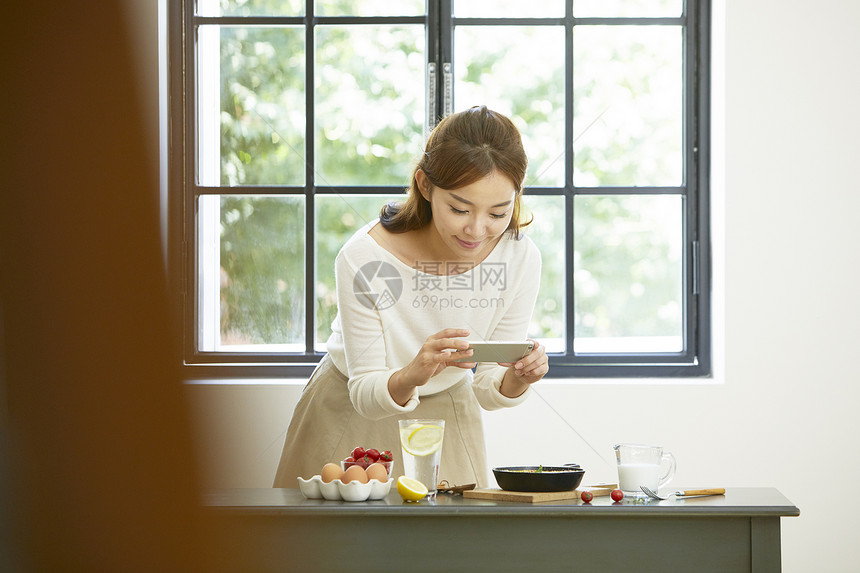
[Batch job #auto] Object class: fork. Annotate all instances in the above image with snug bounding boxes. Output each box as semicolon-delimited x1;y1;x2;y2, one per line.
640;486;725;500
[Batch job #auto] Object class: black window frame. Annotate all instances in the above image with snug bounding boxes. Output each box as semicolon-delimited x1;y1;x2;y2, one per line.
169;0;712;379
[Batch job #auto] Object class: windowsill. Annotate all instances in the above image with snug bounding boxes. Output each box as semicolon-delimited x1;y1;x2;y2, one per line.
183;371;724;387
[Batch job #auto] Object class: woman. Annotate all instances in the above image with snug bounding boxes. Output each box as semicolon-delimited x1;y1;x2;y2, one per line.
273;106;548;489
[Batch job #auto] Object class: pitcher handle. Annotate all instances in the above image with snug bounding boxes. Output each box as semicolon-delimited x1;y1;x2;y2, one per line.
659;451;676;488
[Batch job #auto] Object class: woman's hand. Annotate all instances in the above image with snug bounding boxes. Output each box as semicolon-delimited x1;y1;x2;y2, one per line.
388;328;475;406
498;339;548;398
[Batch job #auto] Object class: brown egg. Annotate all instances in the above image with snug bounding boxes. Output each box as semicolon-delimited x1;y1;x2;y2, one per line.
365;463;388;482
342;464;369;484
320;462;343;483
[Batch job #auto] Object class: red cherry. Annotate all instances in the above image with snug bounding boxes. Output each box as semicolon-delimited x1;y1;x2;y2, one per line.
580;490;594;503
611;489;624;502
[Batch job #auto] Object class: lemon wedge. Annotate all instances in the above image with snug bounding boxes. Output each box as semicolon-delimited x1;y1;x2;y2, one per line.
397;476;428;502
401;424;444;456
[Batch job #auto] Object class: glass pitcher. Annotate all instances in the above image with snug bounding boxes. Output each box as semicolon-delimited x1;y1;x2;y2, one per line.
613;443;676;495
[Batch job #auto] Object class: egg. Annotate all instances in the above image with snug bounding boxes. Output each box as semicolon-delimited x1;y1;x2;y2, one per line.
365;463;388;482
342;464;369;484
320;462;343;483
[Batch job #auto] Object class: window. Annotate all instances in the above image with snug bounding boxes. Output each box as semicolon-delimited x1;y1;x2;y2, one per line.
171;0;711;378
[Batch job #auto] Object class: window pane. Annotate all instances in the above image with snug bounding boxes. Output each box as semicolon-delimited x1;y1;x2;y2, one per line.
315;0;424;16
197;0;304;18
454;0;564;17
573;0;682;18
573;195;683;353
522;195;565;353
315;25;425;186
314;194;403;349
198;26;306;187
573;26;682;187
455;26;565;187
199;195;305;352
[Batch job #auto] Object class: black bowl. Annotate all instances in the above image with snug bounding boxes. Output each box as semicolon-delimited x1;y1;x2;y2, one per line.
492;465;585;492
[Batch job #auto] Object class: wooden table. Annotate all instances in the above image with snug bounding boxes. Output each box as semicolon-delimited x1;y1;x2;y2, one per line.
204;487;799;572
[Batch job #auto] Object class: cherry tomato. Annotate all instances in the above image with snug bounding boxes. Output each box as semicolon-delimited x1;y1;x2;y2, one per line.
365;448;380;462
611;489;624;502
580;490;594;503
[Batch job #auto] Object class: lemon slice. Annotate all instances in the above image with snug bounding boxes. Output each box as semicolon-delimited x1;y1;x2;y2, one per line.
397;476;428;502
401;424;444;456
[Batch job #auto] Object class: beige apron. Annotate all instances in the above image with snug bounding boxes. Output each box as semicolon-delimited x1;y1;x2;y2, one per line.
273;354;489;489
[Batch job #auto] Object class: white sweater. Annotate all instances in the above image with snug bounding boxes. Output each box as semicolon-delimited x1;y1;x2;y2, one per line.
326;220;542;420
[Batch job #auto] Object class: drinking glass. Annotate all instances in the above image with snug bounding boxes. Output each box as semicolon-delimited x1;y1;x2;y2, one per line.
398;419;445;497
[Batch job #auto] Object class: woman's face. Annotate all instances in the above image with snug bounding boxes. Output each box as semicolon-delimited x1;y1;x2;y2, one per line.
417;169;517;261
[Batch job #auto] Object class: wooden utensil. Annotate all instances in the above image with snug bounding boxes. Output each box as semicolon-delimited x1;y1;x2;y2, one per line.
640;486;725;500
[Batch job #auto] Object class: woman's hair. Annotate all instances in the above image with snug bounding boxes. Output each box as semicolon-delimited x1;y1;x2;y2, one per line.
380;105;531;238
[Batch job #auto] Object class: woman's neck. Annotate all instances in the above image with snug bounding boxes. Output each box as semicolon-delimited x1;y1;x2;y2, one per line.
369;223;500;275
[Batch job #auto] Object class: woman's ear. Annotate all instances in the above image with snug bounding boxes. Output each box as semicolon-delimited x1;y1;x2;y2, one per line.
415;169;432;202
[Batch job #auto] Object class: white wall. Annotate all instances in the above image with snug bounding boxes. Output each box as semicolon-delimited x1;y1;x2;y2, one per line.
181;1;860;571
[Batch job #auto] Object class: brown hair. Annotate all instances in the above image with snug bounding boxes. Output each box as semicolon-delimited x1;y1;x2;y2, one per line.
380;105;531;237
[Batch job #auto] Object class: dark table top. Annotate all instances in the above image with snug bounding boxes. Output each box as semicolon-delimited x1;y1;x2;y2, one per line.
204;487;800;518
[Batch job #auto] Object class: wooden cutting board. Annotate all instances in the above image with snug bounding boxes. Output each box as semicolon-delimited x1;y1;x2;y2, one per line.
463;484;617;503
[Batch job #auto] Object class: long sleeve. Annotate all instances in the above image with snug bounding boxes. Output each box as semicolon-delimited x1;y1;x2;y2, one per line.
471;237;542;410
333;248;420;420
325;223;543;419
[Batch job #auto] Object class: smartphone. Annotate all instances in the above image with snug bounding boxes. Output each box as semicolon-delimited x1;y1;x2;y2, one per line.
454;341;535;363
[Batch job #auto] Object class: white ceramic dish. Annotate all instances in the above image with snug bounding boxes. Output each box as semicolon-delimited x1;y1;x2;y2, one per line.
368;477;393;499
337;479;373;501
297;475;392;502
297;475;323;499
